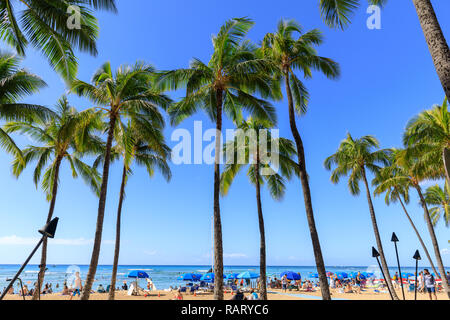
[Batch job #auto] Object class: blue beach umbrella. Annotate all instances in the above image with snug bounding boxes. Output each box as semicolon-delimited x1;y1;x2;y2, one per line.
200;273;226;282
309;273;319;279
127;270;149;279
226;273;240;280
280;271;301;281
237;271;259;279
336;272;348;279
177;273;202;281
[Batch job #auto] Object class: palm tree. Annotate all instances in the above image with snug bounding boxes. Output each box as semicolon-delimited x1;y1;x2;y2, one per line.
261;19;339;300
0;52;51;161
424;184;450;228
0;0;117;81
71;61;172;300
4;95;102;300
394;148;450;298
156;18;277;300
324;133;399;300
220;117;298;300
404;98;450;193
93;118;172;300
319;0;450;101
373;159;439;277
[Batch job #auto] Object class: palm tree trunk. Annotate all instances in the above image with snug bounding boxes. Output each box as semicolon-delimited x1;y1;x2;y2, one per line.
109;165;127;300
412;0;450;100
81;112;118;300
415;184;450;299
284;73;331;300
255;149;267;300
396;191;439;276
32;156;63;300
361;168;399;300
213;89;224;300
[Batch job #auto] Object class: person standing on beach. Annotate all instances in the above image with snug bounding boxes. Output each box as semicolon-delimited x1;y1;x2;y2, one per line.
281;275;287;292
70;272;83;300
424;269;437;300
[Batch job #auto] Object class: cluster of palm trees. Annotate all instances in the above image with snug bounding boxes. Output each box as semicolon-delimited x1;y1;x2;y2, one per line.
0;0;449;301
325;98;450;300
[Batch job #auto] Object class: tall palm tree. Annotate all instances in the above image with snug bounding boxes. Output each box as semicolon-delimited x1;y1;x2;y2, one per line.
424;184;450;228
0;52;50;161
373;159;439;277
261;19;339;300
71;61;172;300
4;95;102;299
156;18;277;300
0;0;117;81
220;117;298;300
319;0;450;101
404;98;450;194
394;148;450;298
324;133;399;300
93;118;172;300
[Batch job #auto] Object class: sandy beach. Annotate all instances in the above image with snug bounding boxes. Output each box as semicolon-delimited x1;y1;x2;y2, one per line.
2;288;447;301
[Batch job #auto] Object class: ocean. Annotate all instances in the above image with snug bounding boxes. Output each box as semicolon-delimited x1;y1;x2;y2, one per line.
0;264;433;293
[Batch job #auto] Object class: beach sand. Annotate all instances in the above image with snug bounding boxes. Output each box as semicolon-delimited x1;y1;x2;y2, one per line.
2;288;447;300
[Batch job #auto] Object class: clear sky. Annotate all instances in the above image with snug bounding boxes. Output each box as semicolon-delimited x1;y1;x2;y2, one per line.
0;0;449;267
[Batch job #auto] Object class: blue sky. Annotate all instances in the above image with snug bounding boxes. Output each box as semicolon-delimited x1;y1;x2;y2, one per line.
0;0;449;267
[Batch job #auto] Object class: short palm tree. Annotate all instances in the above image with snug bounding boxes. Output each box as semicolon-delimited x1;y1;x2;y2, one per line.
220;117;298;300
93;118;171;300
0;0;117;81
394;148;450;298
424;184;450;228
71;61;172;300
319;0;450;100
324;133;399;299
373;157;439;277
4;95;102;300
0;52;50;161
156;17;277;300
261;19;339;300
404;98;450;189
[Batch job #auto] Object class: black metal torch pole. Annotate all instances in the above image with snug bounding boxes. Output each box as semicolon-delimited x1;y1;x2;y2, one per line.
391;233;405;300
413;250;421;301
372;247;394;300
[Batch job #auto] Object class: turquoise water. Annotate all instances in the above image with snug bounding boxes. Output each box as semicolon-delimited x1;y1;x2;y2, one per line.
0;264;434;293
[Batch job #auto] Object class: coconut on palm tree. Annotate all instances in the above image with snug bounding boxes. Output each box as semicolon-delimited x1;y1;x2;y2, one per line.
156;17;277;300
324;133;399;300
261;19;339;300
5;95;102;299
373;156;439;277
424;184;450;228
394;148;450;298
71;61;172;300
0;0;117;81
220;117;298;300
319;0;450;101
93;117;171;300
0;52;51;161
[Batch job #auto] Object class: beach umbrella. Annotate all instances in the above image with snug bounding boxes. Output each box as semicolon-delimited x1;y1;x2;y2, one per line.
177;273;202;282
127;270;149;295
237;271;259;279
309;273;319;279
348;272;357;279
226;273;240;280
326;271;334;277
280;271;301;281
200;273;225;282
336;272;348;279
